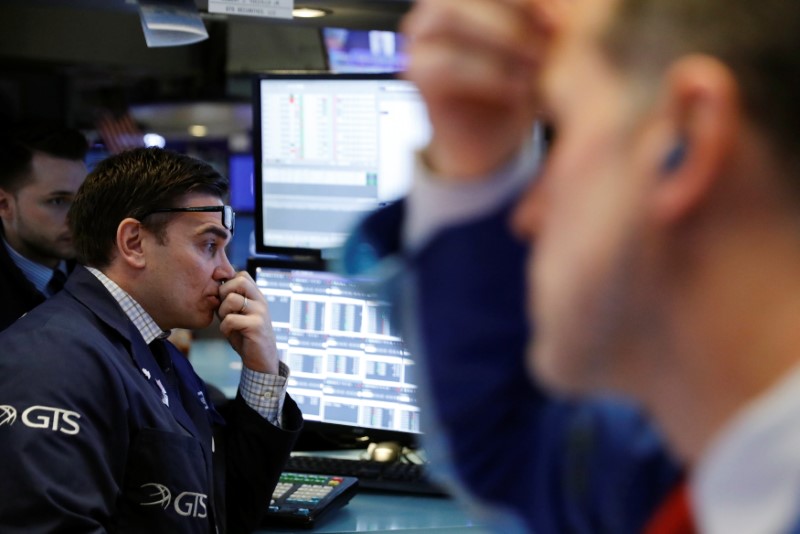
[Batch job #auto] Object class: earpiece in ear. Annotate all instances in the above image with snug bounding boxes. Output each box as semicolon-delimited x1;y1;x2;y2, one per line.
662;139;687;174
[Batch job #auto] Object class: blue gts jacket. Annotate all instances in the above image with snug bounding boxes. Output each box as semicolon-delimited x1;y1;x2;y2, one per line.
0;266;302;533
341;199;683;533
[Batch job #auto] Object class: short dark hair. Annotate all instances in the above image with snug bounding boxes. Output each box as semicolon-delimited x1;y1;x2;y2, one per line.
69;147;229;268
0;121;89;192
602;0;800;175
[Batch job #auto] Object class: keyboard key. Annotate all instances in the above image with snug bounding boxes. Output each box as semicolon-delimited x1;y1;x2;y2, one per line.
285;455;446;495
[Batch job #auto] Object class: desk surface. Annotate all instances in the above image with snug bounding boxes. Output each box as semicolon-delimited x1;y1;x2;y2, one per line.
192;339;488;533
260;450;488;533
258;491;488;534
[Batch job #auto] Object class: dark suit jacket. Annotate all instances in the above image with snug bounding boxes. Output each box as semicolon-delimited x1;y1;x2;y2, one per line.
0;266;302;533
0;231;47;332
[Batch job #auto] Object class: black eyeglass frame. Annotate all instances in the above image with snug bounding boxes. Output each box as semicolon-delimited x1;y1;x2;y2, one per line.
141;205;236;235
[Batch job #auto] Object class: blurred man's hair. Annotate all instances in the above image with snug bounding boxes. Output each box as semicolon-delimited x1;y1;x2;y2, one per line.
602;0;800;176
0;121;88;193
70;147;229;268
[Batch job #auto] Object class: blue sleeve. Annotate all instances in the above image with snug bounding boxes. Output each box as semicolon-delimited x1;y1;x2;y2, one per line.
342;200;682;534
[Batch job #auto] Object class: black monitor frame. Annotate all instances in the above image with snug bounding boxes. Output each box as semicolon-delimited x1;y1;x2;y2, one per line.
251;71;418;262
247;256;421;450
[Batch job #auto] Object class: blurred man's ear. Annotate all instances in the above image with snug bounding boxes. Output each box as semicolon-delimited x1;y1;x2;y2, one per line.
650;55;740;224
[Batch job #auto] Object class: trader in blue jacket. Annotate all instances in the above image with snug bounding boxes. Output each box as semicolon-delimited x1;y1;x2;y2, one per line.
0;147;302;533
344;0;800;533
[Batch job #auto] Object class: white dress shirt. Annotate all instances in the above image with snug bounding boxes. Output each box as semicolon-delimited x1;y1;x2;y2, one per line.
694;363;800;534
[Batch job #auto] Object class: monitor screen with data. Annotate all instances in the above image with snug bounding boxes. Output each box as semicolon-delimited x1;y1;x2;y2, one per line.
252;72;430;259
248;258;421;446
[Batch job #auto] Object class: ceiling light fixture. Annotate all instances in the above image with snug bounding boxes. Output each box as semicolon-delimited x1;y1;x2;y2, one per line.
188;124;208;137
143;133;167;148
292;7;331;18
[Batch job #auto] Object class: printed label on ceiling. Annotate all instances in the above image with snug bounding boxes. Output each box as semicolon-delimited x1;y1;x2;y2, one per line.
208;0;294;20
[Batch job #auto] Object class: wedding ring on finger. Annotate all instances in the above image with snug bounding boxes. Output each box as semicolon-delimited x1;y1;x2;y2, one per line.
239;295;249;314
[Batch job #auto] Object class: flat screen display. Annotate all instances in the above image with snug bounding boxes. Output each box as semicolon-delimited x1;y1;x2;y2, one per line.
248;258;421;445
252;72;430;260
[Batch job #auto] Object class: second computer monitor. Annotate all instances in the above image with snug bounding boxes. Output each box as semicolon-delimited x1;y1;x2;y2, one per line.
248;257;421;447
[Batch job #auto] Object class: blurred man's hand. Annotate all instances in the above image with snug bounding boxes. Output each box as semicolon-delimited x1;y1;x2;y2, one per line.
402;0;567;179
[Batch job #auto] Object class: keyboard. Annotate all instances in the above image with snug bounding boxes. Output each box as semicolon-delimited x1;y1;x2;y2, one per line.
284;455;446;496
262;472;359;529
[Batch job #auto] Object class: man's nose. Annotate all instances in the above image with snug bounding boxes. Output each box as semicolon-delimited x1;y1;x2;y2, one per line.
214;250;237;281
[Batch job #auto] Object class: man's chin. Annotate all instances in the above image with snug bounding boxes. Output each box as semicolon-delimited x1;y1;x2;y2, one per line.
196;312;216;330
175;311;215;331
55;245;77;260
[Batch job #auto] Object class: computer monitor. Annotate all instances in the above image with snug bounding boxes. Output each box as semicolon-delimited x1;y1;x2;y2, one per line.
247;257;421;448
252;72;431;260
322;27;408;73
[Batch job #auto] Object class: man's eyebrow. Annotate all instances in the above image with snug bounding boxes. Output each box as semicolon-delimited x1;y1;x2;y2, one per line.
197;225;230;241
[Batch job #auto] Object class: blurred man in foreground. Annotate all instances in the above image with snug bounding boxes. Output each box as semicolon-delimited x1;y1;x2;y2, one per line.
344;0;800;532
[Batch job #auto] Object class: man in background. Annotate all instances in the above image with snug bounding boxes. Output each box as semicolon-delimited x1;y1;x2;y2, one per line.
0;121;88;331
345;0;800;532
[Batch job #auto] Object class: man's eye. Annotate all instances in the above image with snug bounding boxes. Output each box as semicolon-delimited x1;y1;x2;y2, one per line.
206;242;219;255
47;197;69;207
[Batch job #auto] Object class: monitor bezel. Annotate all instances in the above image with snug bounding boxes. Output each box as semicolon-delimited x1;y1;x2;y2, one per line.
251;71;407;262
246;256;421;450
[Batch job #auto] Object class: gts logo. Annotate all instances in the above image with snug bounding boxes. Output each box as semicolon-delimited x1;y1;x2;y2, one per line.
0;405;81;435
140;483;208;518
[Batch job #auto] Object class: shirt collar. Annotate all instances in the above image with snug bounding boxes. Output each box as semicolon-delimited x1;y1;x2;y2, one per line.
693;362;800;534
86;266;170;345
2;236;67;296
